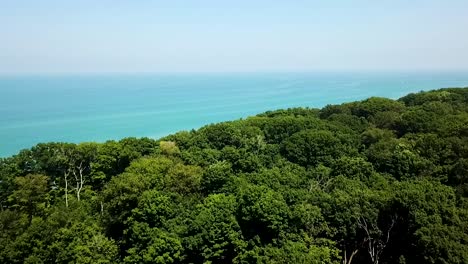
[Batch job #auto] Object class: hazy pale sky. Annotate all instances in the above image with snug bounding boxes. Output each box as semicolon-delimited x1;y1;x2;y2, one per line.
1;0;468;73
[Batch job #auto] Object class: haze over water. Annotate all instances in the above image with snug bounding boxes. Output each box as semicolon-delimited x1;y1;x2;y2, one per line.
1;72;468;157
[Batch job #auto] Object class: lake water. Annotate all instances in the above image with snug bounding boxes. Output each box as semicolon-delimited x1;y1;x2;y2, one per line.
1;72;468;157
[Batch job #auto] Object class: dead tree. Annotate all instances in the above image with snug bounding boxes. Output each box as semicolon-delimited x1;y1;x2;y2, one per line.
357;215;398;264
72;161;87;201
64;168;71;207
342;247;359;264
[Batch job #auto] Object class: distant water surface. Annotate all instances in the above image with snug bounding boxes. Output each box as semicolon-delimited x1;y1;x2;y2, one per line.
1;72;468;157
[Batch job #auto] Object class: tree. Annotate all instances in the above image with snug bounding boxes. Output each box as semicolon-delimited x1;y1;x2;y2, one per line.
50;221;119;264
185;194;244;263
52;143;97;205
129;190;176;228
166;163;203;194
101;157;174;239
349;97;405;119
123;191;183;263
238;185;289;242
392;180;468;263
10;174;49;224
322;176;395;264
200;161;233;194
159;141;180;156
54;143;76;208
282;130;351;167
124;226;183;264
330;156;377;184
0;157;20;210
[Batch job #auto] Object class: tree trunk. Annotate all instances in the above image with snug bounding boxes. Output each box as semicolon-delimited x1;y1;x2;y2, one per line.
343;248;359;264
348;249;358;264
73;162;85;202
64;170;69;208
75;179;80;201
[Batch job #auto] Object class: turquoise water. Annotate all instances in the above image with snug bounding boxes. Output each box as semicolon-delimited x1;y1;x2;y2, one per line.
1;72;468;157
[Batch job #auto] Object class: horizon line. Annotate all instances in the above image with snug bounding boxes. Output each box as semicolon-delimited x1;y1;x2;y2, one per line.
1;69;468;77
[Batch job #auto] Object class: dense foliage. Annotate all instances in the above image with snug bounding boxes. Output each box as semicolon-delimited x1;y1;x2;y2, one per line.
1;88;468;264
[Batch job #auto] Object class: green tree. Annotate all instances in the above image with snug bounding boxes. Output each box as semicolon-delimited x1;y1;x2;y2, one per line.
200;161;233;194
101;156;174;239
10;174;49;224
282;130;351;167
238;185;289;241
185;194;245;263
166;163;203;194
124;226;183;264
49;221;118;264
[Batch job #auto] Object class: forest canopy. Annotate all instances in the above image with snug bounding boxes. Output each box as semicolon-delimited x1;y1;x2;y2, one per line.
1;87;468;264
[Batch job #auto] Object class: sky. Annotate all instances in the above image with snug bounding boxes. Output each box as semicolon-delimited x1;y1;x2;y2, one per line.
1;0;468;74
